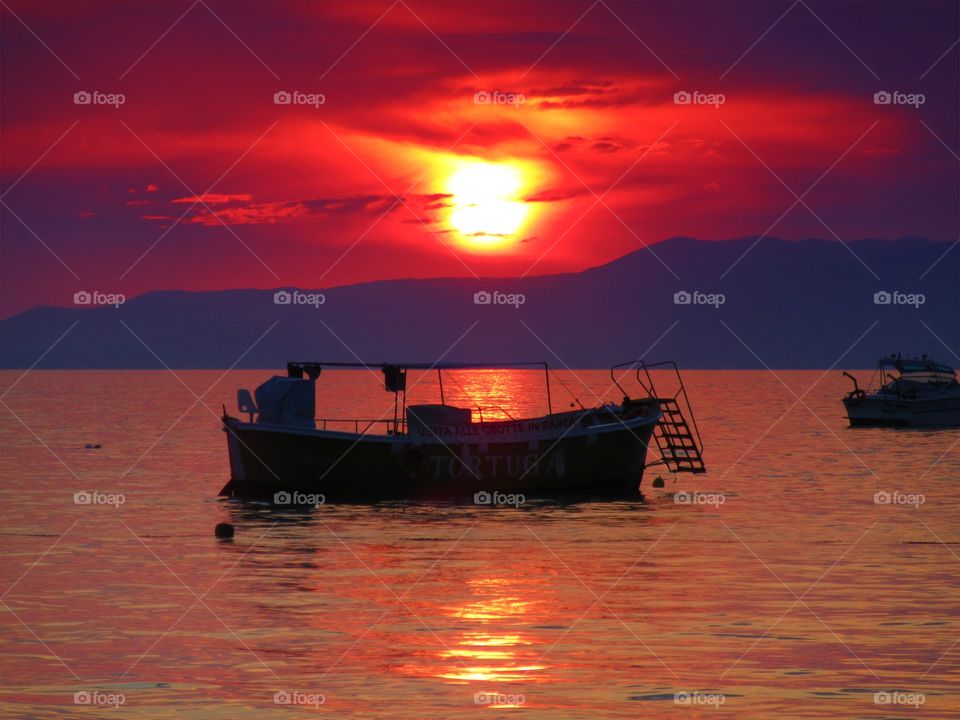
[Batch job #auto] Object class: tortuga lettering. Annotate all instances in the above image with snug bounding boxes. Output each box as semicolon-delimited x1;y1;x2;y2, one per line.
428;447;566;479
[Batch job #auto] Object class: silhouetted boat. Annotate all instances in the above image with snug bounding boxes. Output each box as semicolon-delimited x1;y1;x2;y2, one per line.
843;355;960;427
220;360;705;500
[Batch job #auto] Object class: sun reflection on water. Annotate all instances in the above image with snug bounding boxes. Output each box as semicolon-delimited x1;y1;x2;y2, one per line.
423;578;548;689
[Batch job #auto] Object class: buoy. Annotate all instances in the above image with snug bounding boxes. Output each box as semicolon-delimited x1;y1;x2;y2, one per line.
652;476;665;488
214;522;234;539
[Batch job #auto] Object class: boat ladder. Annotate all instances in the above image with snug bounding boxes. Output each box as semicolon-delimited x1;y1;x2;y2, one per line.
653;397;705;474
610;359;706;474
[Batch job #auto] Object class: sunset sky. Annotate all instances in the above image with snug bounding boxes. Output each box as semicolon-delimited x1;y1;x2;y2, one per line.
1;0;957;317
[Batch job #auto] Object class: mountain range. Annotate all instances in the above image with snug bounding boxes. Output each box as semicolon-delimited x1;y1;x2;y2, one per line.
1;237;957;369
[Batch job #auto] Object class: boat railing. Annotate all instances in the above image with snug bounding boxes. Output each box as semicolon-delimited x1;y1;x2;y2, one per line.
610;359;705;456
475;405;517;422
315;417;406;435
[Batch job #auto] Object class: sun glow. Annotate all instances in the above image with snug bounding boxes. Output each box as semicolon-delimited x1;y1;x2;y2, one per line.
445;161;532;250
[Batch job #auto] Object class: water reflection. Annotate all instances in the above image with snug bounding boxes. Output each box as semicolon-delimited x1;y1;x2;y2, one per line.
436;578;547;687
437;369;552;422
3;370;959;718
223;497;319;526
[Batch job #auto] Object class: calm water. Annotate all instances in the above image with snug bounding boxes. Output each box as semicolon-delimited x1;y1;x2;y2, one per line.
0;369;957;719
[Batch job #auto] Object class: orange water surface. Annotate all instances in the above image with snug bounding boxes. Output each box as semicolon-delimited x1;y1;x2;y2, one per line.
0;369;957;718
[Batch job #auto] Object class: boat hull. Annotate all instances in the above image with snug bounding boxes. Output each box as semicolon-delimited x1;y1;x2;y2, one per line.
221;408;659;500
843;395;960;427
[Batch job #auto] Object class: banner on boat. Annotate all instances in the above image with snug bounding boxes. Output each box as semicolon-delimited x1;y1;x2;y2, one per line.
410;412;583;443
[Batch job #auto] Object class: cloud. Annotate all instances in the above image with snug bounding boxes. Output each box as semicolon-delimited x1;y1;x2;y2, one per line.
186;202;306;226
591;140;624;154
128;184;159;195
552;135;635;154
524;187;590;203
419;192;453;211
162;193;442;226
172;193;253;205
535;83;667;110
530;82;616;97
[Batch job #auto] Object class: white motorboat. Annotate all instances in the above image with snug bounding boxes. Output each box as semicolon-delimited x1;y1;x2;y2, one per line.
842;355;960;427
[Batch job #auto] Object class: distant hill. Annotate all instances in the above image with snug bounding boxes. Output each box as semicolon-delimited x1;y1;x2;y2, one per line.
1;237;957;369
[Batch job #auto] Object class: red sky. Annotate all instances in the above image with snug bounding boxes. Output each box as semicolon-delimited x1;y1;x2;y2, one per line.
1;0;958;316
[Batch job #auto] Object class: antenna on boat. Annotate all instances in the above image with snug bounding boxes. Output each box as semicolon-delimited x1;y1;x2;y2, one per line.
547;366;585;411
544;363;552;415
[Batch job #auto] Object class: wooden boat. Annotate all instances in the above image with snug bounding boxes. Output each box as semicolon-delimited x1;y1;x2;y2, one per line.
220;360;705;501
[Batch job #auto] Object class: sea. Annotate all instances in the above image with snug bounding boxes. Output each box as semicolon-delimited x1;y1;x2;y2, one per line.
1;369;957;718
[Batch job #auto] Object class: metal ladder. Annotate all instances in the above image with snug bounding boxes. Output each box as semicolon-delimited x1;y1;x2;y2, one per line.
611;359;706;474
653;397;705;473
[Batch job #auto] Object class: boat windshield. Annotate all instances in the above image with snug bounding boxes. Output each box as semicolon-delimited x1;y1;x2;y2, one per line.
880;357;957;387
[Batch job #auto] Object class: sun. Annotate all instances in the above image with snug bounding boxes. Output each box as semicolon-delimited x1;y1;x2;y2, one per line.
445;161;531;250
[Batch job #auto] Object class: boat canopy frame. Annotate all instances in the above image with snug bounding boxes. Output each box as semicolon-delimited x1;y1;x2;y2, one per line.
285;360;556;432
869;354;957;390
842;354;957;402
